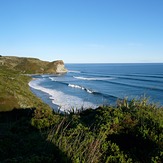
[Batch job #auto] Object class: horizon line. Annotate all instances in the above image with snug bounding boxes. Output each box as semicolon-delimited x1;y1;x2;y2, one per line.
65;62;163;64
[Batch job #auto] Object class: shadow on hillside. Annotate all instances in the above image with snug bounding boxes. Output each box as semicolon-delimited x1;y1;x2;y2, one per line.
0;108;71;163
108;132;161;162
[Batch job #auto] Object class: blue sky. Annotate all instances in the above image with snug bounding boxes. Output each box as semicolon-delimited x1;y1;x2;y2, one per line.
0;0;163;63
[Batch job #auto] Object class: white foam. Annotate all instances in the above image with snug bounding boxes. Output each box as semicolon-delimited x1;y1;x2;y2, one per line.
86;89;93;94
41;75;49;78
49;77;56;81
68;84;85;90
68;84;94;94
73;76;114;81
68;70;81;73
29;79;97;112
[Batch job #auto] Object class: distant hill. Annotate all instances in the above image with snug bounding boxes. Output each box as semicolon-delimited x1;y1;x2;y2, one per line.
0;56;67;74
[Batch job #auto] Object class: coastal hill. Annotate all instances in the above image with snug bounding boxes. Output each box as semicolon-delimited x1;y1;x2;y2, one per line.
0;56;67;111
0;56;67;74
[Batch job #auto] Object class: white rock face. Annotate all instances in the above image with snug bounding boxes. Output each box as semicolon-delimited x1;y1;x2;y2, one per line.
56;63;68;73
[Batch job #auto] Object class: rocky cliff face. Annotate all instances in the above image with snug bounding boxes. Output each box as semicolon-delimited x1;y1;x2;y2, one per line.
56;62;67;73
46;60;67;74
0;56;67;74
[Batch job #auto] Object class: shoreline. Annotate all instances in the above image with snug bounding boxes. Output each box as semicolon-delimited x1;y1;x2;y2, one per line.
28;75;98;112
28;76;60;111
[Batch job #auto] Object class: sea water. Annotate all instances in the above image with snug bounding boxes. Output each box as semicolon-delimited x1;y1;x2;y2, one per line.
29;63;163;112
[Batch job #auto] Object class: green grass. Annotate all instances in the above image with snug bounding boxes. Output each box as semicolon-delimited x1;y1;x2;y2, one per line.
0;66;51;111
0;56;67;74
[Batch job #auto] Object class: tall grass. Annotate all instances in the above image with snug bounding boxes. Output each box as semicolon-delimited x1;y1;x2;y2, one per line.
47;117;102;163
45;98;163;163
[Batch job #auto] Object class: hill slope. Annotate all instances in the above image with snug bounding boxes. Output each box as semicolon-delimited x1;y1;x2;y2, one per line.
0;56;67;111
0;66;52;111
0;56;67;74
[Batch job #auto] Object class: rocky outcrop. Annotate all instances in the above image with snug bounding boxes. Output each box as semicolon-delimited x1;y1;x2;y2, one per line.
0;56;67;74
56;62;68;73
46;60;67;74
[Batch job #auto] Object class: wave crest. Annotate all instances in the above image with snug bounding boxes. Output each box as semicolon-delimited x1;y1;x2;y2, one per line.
73;76;114;81
49;77;56;81
68;84;85;90
68;70;81;73
29;79;96;111
68;84;94;94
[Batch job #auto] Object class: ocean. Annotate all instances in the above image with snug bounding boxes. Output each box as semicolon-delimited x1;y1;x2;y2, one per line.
29;63;163;112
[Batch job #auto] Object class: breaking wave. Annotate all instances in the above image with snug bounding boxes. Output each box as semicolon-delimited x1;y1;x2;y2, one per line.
68;70;81;73
68;84;94;94
49;77;95;94
28;79;97;112
68;84;118;100
73;76;115;81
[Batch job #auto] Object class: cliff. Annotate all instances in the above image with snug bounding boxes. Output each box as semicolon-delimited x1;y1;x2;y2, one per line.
0;56;67;74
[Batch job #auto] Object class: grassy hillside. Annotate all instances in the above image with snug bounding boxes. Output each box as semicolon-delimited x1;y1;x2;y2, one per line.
0;66;51;111
0;56;67;111
0;56;67;74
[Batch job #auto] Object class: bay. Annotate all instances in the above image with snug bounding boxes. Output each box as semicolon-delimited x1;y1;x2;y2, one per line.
29;63;163;112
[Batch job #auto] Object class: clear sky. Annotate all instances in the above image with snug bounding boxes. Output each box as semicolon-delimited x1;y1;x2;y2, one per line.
0;0;163;63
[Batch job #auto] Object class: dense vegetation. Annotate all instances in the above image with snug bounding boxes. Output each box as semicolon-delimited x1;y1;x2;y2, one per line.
0;63;163;162
0;99;162;162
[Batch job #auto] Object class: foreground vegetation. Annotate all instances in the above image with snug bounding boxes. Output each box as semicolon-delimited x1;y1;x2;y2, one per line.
0;64;163;162
1;99;163;162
